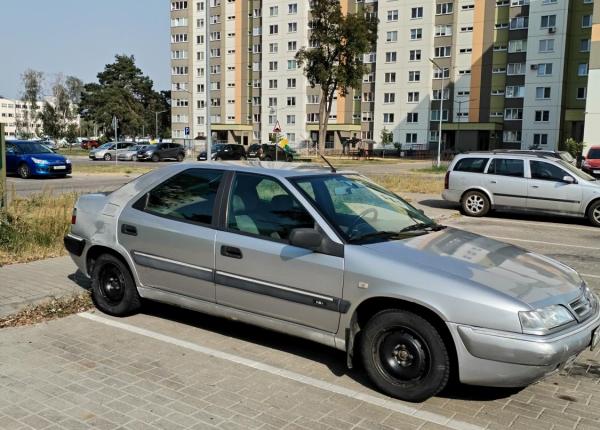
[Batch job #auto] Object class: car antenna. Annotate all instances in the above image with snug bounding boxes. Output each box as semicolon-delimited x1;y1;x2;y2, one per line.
320;154;337;173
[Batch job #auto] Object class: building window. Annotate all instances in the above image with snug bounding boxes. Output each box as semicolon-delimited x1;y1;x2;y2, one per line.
539;39;555;52
431;110;449;121
407;91;420;103
410;28;423;40
385;52;397;63
287;97;296;106
537;63;553;76
411;7;423;19
578;63;589;76
383;113;395;123
269;5;278;16
288;22;297;32
408;71;421;82
508;39;527;53
407;112;418;123
406;133;418;144
286;115;296;125
269;61;278;71
387;10;399;21
535;87;551;99
540;15;556;28
435;25;452;37
434;46;451;58
268;79;277;89
287;60;298;70
287;78;296;88
506;85;525;98
510;16;529;30
504;108;523;120
577;87;587;99
533;134;548;146
535;111;550;122
269;24;278;34
582;15;592;28
581;39;591;52
288;3;297;14
383;93;395;103
503;130;522;143
386;31;398;42
385;72;397;83
433;68;450;79
432;89;450;100
507;63;526;75
436;3;453;14
409;49;422;61
288;41;297;51
269;43;278;53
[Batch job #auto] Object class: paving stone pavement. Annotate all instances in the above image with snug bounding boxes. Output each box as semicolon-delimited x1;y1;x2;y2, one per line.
0;256;89;318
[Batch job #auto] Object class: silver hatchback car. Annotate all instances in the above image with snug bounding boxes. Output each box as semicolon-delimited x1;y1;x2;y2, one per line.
443;152;600;226
64;162;599;402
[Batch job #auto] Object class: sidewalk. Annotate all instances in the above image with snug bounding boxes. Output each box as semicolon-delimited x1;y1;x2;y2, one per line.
0;256;89;318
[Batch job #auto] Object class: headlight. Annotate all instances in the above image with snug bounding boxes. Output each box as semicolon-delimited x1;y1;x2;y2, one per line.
519;305;575;335
145;151;153;155
65;159;71;164
31;157;49;165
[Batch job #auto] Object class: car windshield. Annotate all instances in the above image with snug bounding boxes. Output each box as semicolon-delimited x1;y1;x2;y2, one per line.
131;145;145;151
588;148;600;159
213;144;226;151
557;159;596;181
15;142;54;154
292;174;442;244
145;145;157;150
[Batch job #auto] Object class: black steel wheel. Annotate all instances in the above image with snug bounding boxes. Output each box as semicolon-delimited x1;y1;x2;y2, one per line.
91;253;141;316
361;309;450;402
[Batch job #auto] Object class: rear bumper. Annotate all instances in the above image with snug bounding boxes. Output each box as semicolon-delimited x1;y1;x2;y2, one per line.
442;189;461;203
64;234;86;257
449;307;600;386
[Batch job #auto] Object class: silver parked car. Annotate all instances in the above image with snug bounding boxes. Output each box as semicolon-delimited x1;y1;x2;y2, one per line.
89;142;133;161
443;152;600;226
64;163;599;402
117;144;148;161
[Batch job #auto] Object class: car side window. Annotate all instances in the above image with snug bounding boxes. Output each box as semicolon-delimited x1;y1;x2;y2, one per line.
453;157;489;173
487;159;524;177
6;144;15;154
530;161;568;182
141;169;224;225
227;173;314;241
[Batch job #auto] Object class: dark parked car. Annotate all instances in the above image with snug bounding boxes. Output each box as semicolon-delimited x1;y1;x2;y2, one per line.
247;143;293;162
5;140;72;178
137;143;185;162
197;144;247;161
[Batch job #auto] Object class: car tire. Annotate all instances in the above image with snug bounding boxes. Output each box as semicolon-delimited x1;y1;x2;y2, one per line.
460;190;490;217
103;153;112;161
264;156;272;161
91;253;141;317
176;153;184;162
588;201;600;227
360;309;450;402
132;155;137;161
18;163;31;179
151;154;160;162
286;155;293;162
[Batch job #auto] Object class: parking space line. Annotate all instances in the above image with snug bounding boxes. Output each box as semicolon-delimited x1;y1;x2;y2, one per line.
487;236;600;251
582;273;600;279
78;312;482;430
449;217;596;232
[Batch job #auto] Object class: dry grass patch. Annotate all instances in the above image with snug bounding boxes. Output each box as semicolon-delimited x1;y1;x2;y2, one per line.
0;293;93;328
0;191;76;266
373;174;444;195
74;164;152;175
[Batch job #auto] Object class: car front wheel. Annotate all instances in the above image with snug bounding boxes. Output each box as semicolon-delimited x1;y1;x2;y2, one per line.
18;163;31;179
176;153;184;162
588;201;600;227
103;153;112;161
91;254;141;316
461;190;490;217
151;154;160;162
360;309;450;402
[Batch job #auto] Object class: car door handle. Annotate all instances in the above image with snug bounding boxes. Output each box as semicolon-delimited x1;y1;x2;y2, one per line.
531;185;539;189
490;180;497;184
221;245;243;259
121;224;138;236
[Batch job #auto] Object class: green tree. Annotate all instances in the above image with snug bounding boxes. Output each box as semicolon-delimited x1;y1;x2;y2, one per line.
20;69;44;136
380;127;393;158
296;1;377;154
79;55;169;139
40;102;61;139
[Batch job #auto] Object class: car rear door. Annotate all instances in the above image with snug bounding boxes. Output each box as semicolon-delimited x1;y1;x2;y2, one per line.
484;158;527;208
117;168;226;301
214;172;345;333
527;160;583;213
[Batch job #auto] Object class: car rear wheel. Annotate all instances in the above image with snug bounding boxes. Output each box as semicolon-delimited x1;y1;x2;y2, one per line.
361;309;450;402
91;254;141;316
151;154;160;162
588;201;600;227
103;153;112;161
264;156;272;161
18;163;31;179
176;153;184;162
461;190;490;217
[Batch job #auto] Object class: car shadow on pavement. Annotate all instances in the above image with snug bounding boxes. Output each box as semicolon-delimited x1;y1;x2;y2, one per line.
68;270;91;290
139;300;520;402
416;199;458;211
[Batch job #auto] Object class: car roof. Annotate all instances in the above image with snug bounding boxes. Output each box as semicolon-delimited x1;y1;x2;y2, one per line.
164;161;354;178
458;151;562;160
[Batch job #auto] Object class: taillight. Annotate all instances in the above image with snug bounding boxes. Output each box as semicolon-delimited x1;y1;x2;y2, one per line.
71;208;77;225
444;171;450;190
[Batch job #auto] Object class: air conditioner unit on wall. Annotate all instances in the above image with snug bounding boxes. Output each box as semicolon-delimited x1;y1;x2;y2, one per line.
548;27;556;33
530;64;538;70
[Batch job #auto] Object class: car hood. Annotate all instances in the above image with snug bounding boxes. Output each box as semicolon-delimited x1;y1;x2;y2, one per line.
26;153;67;163
363;227;583;308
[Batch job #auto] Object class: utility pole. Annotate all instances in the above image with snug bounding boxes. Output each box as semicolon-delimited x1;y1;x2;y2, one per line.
429;58;445;167
113;115;118;164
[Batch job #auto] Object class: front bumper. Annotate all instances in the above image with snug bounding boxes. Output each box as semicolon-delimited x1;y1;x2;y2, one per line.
136;153;153;160
34;164;72;175
449;307;600;387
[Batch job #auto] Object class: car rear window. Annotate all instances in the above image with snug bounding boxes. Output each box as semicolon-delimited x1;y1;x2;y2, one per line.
588;148;600;159
487;158;524;177
453;157;489;173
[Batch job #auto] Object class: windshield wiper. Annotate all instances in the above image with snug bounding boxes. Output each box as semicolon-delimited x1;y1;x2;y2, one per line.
399;222;446;233
348;231;406;244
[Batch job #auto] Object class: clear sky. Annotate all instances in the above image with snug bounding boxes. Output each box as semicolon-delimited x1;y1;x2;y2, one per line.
0;0;169;99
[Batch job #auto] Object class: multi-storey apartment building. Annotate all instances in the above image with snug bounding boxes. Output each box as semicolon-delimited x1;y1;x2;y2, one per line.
0;97;45;139
171;0;597;152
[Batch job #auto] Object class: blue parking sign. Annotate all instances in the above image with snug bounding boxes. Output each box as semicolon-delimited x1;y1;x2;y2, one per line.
184;127;190;136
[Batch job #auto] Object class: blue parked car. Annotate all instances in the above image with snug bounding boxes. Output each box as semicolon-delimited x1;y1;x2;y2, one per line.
5;140;72;179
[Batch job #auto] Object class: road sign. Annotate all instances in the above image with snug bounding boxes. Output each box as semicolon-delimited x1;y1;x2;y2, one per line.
184;126;190;136
273;121;281;133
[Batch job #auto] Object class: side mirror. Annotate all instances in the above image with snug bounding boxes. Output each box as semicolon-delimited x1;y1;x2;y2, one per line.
289;228;323;251
563;175;576;184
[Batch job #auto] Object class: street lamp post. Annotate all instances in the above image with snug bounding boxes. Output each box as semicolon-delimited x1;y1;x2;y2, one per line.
429;58;445;168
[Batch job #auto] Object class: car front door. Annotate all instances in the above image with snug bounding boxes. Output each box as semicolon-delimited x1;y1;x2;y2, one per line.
117;168;225;301
5;143;18;173
214;172;345;333
527;160;583;213
484;158;527;208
